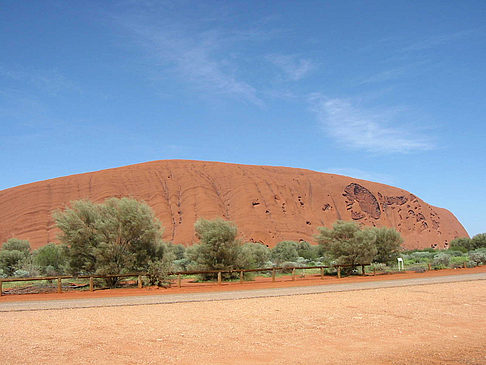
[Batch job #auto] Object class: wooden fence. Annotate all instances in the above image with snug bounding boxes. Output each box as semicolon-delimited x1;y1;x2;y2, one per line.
0;264;370;296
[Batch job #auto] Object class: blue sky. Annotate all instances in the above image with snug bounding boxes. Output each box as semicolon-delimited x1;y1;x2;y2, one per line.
1;1;485;236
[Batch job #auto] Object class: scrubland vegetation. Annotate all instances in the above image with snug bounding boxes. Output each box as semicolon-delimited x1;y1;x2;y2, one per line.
1;198;484;286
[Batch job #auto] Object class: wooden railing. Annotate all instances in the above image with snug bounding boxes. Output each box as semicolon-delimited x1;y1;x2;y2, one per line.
0;264;370;296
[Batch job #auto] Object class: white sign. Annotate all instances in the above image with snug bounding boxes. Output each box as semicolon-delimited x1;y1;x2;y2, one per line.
397;257;404;271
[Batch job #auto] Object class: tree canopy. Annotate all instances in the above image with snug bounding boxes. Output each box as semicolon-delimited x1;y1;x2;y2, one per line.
54;198;164;279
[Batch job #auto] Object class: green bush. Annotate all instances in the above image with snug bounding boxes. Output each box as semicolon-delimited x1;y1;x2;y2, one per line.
0;250;26;277
471;234;486;250
469;248;486;265
316;221;377;267
432;252;450;267
369;262;387;272
2;238;31;256
297;241;319;260
271;241;299;264
240;242;271;269
280;261;302;273
146;258;173;287
450;256;468;268
55;198;165;286
13;269;30;278
191;218;243;279
33;243;66;275
372;227;403;264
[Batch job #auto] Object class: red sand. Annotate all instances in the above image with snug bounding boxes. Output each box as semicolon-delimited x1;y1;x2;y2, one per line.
2;266;484;304
0;160;468;249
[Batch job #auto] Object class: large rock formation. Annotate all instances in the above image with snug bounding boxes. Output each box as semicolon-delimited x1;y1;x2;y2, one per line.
0;160;468;249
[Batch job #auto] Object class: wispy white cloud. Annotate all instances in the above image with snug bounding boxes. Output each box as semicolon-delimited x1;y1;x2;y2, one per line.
267;54;315;81
309;94;434;153
117;18;262;105
322;167;395;185
0;65;79;96
400;29;477;53
356;67;407;86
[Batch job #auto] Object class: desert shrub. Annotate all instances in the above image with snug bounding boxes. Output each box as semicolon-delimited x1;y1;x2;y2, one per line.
272;241;299;264
469;248;486;265
316;221;377;267
2;238;31;256
449;237;472;251
371;227;403;264
55;198;164;286
450;256;469;268
33;243;66;275
471;234;486;250
280;261;302;273
13;269;30;278
369;262;387;272
432;252;450;268
191;218;243;279
165;243;186;260
146;258;173;287
407;251;435;264
240;242;271;269
0;250;26;277
297;241;319;260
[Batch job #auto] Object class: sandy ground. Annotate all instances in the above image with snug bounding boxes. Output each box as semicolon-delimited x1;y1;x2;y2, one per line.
0;279;485;364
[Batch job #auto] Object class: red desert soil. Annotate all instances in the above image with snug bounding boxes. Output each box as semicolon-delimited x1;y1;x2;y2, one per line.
0;279;484;364
0;160;467;249
1;266;485;303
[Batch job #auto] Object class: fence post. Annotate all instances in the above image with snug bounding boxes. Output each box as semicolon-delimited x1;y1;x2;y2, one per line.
292;268;296;281
240;271;243;283
89;277;94;292
0;280;2;296
178;274;182;288
272;268;276;282
217;271;222;285
337;266;341;279
428;263;431;271
373;267;376;276
463;262;467;269
362;265;366;276
138;275;143;289
57;277;62;293
320;267;324;279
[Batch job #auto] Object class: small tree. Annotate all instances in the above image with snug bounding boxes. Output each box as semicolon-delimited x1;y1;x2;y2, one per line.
0;250;26;277
33;243;66;275
471;233;486;250
55;198;164;286
372;227;403;264
449;237;472;252
193;218;242;279
2;238;31;257
0;238;32;277
297;241;319;260
316;221;377;268
271;241;299;264
240;242;271;269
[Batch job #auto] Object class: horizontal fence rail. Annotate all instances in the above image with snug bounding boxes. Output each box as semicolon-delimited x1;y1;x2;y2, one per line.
0;264;372;296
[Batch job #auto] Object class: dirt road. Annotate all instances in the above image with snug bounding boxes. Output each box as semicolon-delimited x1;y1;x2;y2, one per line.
0;272;484;312
0;274;485;364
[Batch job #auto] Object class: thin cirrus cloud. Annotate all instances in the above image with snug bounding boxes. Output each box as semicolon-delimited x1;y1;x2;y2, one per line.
0;65;80;96
309;94;434;154
117;18;262;106
266;54;316;81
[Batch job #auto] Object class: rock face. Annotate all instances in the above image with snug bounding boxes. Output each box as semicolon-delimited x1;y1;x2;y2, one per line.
0;160;468;249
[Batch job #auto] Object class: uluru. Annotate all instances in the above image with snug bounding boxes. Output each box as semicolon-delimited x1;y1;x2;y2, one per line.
0;160;467;250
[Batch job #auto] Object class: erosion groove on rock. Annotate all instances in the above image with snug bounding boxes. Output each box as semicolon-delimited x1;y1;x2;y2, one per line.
0;160;468;249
